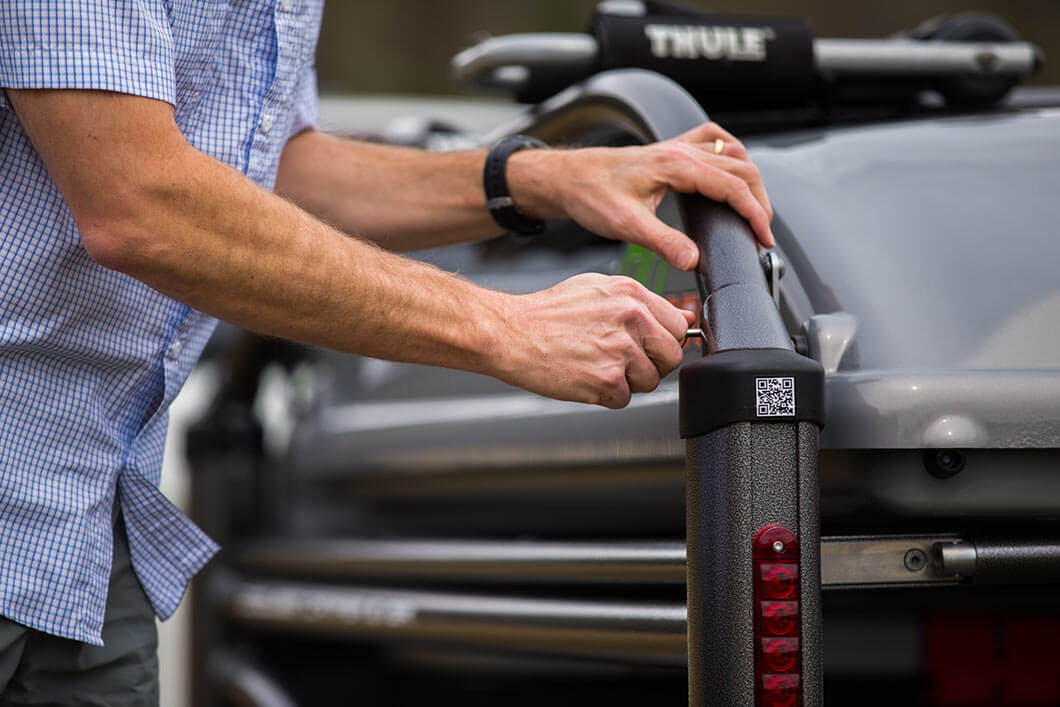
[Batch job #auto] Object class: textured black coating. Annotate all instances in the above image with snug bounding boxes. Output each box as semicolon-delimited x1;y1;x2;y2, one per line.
702;285;792;353
686;425;755;705
679;348;825;438
686;422;813;706
797;422;823;707
685;197;771;295
681;196;794;354
972;540;1060;583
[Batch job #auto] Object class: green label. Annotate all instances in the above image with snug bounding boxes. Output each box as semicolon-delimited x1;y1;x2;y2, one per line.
619;244;669;294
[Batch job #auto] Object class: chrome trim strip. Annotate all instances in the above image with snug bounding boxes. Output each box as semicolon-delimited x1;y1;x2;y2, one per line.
239;539;687;583
239;536;964;588
223;580;688;665
815;39;1040;76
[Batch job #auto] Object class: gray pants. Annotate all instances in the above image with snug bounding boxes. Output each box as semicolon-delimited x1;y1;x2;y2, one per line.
0;514;159;706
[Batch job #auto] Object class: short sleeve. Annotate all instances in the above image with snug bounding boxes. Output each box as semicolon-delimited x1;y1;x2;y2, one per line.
0;0;175;111
286;64;318;140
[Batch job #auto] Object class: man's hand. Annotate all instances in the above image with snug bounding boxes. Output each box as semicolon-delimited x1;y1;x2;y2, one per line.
508;122;774;271
493;274;696;409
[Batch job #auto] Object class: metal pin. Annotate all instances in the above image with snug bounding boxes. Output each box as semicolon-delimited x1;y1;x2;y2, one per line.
773;540;785;553
682;328;704;346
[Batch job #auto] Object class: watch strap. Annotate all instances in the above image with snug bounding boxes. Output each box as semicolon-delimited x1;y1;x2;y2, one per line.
483;135;548;235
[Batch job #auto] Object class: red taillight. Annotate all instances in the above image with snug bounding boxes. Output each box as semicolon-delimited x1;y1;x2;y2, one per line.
760;564;797;599
761;601;798;635
754;525;801;707
761;674;799;707
762;638;799;672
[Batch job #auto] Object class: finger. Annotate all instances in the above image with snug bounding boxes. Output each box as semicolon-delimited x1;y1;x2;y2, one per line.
637;295;691;375
710;137;749;161
619;207;700;270
677;121;736;145
635;286;693;340
612;279;689;375
671;143;771;219
705;154;773;222
598;371;632;409
665;160;774;248
677;122;749;161
624;344;662;394
655;143;773;234
643;328;685;377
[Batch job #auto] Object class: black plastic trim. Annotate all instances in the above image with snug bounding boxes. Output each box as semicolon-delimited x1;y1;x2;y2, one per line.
679;348;825;438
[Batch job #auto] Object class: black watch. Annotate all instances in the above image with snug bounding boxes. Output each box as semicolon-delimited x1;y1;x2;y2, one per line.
483;135;548;236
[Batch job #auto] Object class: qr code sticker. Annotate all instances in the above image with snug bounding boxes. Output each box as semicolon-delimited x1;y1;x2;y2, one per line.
756;377;795;417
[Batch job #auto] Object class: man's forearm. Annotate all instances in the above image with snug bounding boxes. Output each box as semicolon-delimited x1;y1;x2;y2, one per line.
97;144;514;375
8;89;509;373
276;131;505;251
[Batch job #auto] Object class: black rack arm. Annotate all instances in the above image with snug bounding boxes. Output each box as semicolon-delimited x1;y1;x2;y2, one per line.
486;69;825;706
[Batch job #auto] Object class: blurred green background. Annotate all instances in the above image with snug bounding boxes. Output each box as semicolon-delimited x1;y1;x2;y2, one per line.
316;1;1058;95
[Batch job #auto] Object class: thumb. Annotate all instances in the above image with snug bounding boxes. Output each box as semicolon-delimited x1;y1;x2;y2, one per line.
628;211;699;271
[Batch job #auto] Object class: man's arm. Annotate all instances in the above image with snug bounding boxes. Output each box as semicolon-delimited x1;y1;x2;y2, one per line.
274;125;774;268
9;88;691;408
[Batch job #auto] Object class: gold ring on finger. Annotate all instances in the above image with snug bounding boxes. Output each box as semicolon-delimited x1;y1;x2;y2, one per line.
713;138;725;155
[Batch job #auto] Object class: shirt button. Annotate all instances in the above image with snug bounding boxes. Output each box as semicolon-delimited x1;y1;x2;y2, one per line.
260;114;275;134
166;339;182;361
280;0;294;12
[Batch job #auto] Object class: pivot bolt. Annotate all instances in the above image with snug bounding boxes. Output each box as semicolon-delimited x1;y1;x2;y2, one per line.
773;540;785;553
904;548;927;572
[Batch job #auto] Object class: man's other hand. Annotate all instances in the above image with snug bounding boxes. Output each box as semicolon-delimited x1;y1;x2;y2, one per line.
507;122;774;271
494;274;695;409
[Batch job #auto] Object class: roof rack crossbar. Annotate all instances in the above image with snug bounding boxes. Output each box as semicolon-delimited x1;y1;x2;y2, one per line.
453;33;1041;102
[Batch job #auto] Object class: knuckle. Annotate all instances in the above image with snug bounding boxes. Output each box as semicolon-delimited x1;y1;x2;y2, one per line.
610;208;639;238
719;173;744;198
623;299;651;323
612;387;633;409
731;160;760;182
729;173;753;196
633;371;661;394
594;370;629;409
658;143;690;167
619;337;643;359
618;304;653;334
663;341;685;370
610;276;643;298
597;366;626;391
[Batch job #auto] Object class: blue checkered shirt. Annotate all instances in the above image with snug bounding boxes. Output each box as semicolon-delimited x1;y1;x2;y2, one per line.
0;0;322;645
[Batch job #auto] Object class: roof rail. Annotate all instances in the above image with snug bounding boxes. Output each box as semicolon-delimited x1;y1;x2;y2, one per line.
453;6;1042;109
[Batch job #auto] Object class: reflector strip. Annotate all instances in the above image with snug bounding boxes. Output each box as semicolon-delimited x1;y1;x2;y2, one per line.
754;525;801;707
